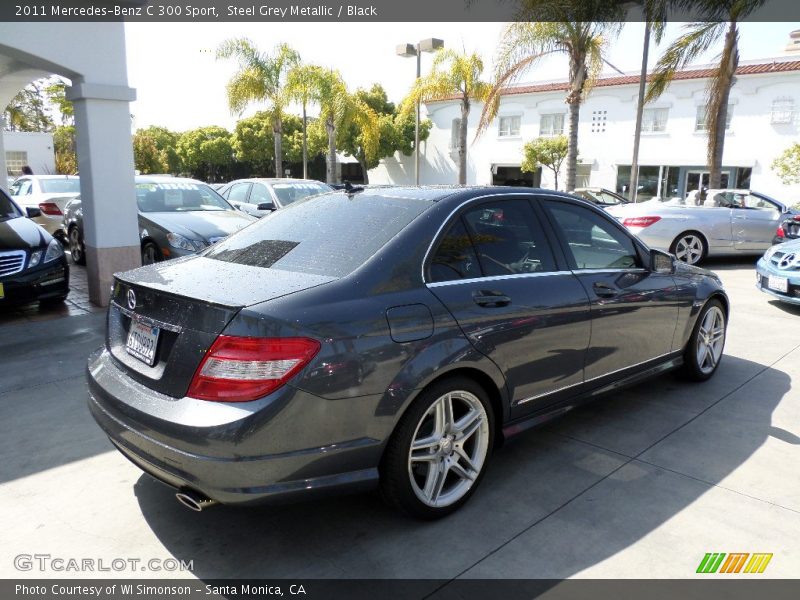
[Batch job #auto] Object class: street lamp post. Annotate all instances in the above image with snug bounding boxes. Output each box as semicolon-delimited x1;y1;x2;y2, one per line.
397;38;444;185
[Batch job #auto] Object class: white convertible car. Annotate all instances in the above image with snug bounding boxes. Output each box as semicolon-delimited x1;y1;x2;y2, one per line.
606;189;796;265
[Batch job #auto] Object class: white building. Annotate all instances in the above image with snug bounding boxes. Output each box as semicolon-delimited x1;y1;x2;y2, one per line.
370;55;800;204
4;131;55;176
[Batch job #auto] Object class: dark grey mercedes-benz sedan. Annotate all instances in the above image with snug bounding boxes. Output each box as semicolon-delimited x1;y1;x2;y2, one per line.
87;186;728;519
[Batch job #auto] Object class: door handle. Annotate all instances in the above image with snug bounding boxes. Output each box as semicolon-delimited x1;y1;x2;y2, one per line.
472;290;511;307
593;282;619;298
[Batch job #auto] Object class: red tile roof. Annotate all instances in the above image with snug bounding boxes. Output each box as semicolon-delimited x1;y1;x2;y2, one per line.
430;60;800;102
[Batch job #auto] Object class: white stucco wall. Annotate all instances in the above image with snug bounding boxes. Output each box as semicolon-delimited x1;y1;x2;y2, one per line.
370;58;800;205
4;131;55;175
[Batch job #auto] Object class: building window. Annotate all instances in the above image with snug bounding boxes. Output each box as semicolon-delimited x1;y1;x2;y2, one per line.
498;115;521;137
5;151;28;176
590;110;607;133
695;105;733;132
642;107;669;133
539;113;564;136
450;118;461;150
770;97;795;124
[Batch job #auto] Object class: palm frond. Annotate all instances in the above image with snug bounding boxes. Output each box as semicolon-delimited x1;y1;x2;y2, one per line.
646;21;725;103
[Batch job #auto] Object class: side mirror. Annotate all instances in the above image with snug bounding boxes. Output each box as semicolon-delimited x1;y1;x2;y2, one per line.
257;202;276;211
26;207;41;218
650;249;675;274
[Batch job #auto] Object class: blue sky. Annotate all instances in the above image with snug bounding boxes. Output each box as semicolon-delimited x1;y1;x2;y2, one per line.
124;21;799;131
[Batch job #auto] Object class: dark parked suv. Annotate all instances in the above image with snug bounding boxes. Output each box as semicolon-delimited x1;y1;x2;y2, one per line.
88;186;728;519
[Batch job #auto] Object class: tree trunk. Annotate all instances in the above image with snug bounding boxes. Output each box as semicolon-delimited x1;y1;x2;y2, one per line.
359;156;370;184
553;169;559;192
326;116;337;184
565;101;580;191
301;102;308;180
708;20;739;190
273;114;283;178
458;99;469;185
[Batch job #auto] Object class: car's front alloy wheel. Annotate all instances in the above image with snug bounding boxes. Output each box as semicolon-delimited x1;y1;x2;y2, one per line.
381;377;493;519
681;299;726;381
68;227;85;265
141;242;161;265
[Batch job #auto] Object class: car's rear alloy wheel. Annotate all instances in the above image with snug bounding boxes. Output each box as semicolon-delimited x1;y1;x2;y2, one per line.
141;242;161;265
682;300;726;381
68;227;85;265
381;377;493;519
671;233;706;265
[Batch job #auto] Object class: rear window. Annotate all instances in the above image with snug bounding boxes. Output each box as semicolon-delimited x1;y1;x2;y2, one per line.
40;178;80;194
205;192;432;277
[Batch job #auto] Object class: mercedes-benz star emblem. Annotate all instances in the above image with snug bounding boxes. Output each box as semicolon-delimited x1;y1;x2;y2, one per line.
779;254;796;269
127;289;136;310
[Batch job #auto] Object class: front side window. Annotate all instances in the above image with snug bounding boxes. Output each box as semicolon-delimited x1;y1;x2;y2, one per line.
498;115;521;137
540;113;565;136
545;201;640;270
695;105;733;132
227;183;251;203
250;183;272;204
642;107;669;133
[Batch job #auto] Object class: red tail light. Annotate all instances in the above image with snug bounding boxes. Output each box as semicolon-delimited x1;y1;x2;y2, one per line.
187;336;320;402
38;202;63;216
622;216;661;228
776;226;785;238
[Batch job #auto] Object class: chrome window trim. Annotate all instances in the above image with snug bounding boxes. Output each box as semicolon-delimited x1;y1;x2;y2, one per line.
515;350;676;406
427;270;573;288
111;300;183;333
420;191;575;284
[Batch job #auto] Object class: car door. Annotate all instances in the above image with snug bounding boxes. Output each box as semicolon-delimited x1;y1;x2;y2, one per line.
541;198;680;382
732;192;784;251
426;197;592;412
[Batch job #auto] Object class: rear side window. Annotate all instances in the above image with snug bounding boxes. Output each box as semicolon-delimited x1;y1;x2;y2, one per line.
544;201;640;270
428;199;557;282
206;193;431;277
462;200;557;276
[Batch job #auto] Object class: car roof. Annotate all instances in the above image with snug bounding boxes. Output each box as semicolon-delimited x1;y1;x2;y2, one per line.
228;178;331;185
18;174;78;180
135;175;207;185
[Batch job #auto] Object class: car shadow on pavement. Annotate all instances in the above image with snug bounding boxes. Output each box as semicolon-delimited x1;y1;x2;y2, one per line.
133;355;790;581
768;300;800;316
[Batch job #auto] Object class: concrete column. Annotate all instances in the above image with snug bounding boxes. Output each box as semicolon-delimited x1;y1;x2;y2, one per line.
0;116;8;194
67;80;140;306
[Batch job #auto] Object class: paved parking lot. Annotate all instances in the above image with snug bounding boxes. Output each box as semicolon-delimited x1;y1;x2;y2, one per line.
1;258;798;582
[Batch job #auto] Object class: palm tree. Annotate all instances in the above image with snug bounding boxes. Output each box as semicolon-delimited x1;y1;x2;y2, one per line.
286;64;323;180
216;39;299;178
646;0;768;190
479;2;623;191
313;69;380;184
404;49;492;185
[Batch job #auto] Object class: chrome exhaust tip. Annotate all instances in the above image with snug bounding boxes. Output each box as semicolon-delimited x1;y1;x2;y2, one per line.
175;491;218;512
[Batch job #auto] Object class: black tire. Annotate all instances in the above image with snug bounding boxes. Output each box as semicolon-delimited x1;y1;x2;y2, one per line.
380;376;494;519
141;242;162;265
68;226;86;266
680;299;726;382
670;231;707;266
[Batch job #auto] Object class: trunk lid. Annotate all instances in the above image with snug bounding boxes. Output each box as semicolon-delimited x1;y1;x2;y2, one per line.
107;256;336;397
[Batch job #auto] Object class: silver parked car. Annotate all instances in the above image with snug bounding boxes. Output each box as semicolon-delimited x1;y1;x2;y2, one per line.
218;178;333;217
606;189;796;265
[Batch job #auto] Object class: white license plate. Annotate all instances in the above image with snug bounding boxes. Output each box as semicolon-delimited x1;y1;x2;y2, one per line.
768;275;789;293
126;319;160;366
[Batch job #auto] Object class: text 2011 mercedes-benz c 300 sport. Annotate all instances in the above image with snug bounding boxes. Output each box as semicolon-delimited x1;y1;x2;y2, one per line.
88;186;729;519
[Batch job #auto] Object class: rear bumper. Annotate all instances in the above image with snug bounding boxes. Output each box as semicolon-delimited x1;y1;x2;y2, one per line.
87;348;383;506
